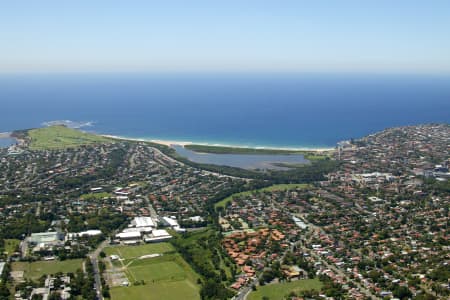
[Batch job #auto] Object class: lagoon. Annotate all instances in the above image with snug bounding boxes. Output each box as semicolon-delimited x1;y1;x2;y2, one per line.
0;138;15;148
173;145;309;170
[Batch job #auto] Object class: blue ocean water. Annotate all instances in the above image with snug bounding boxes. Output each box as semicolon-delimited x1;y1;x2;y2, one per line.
0;73;449;148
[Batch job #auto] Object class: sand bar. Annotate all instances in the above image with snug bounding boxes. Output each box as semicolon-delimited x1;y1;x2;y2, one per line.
0;132;12;138
102;134;335;152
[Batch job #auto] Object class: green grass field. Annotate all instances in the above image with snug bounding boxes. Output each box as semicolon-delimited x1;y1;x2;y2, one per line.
105;244;200;300
80;192;112;201
104;243;174;261
215;183;311;210
28;125;112;150
110;279;200;300
11;259;83;281
4;239;20;256
248;278;323;300
129;260;185;282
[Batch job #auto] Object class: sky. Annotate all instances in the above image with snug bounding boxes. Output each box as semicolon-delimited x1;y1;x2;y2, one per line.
1;1;450;73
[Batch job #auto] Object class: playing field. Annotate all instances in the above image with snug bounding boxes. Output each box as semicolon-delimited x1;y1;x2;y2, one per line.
110;279;200;300
11;259;83;281
104;243;200;300
104;242;174;261
247;278;323;300
128;260;185;282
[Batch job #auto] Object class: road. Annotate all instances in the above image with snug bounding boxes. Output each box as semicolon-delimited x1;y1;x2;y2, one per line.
294;214;379;300
234;278;257;300
88;240;110;300
147;201;159;221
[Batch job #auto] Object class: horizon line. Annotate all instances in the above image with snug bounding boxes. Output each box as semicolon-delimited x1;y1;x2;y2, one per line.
1;69;450;77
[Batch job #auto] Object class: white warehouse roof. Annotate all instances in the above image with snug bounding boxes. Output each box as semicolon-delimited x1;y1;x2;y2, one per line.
116;231;141;239
131;217;155;228
162;217;179;227
152;229;171;238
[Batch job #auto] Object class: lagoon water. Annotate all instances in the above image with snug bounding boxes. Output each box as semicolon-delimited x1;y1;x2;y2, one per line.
0;73;449;148
173;145;308;170
0;138;15;148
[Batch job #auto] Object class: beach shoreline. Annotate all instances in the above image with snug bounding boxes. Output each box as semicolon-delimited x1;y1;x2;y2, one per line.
101;134;335;152
0;132;12;139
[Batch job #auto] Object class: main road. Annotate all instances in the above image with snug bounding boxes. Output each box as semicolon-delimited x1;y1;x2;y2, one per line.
89;239;110;300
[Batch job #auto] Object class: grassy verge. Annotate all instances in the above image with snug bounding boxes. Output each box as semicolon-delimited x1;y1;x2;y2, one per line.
248;278;323;300
4;239;20;256
214;183;311;210
27;125;112;150
80;192;112;201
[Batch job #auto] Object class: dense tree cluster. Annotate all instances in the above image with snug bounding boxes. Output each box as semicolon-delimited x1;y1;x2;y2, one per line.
0;262;11;300
70;259;96;300
171;230;236;300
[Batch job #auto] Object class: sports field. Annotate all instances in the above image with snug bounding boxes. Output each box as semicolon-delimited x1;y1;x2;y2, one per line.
247;278;323;300
11;259;83;281
104;243;200;300
110;279;200;300
104;242;174;261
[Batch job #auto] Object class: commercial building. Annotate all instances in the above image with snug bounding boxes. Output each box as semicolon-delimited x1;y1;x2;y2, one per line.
144;229;172;243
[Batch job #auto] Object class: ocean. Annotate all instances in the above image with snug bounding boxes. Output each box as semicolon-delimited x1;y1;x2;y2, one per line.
0;73;449;148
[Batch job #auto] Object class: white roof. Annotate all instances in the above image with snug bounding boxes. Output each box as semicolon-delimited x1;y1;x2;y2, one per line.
163;217;179;227
78;229;102;236
81;230;102;236
117;231;141;239
144;236;172;242
152;229;171;238
67;230;102;239
122;227;152;233
188;216;204;222
174;226;186;232
132;217;155;228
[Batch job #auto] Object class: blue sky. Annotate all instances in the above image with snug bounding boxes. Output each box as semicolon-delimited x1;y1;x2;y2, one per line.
1;1;450;73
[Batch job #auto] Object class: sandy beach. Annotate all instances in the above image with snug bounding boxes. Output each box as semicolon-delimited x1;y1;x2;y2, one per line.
0;132;12;138
102;134;335;152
